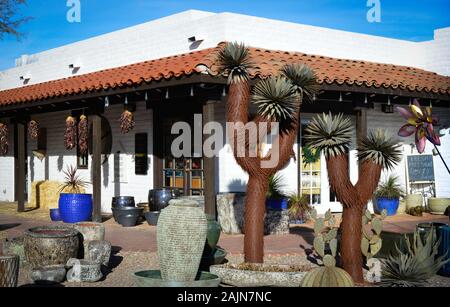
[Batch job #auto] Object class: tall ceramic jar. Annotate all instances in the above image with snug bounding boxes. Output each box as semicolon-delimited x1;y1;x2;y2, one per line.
157;199;207;282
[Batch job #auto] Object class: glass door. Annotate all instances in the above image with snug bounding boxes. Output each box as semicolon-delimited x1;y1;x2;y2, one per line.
299;123;321;206
161;113;204;196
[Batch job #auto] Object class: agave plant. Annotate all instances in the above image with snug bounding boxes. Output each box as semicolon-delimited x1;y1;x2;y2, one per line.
358;130;402;170
59;165;90;194
380;229;449;287
266;174;286;200
217;42;254;84
252;76;298;123
374;175;404;199
288;194;311;221
304;113;353;159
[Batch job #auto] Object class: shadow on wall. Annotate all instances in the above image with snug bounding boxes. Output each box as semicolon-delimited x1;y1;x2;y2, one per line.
57;155;63;172
103;157;109;187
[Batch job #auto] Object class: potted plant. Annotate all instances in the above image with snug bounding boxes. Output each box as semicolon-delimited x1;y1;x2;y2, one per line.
288;194;311;224
374;175;404;216
58;165;92;223
265;174;288;211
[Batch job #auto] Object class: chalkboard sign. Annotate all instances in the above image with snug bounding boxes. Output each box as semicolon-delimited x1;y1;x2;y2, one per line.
407;155;435;182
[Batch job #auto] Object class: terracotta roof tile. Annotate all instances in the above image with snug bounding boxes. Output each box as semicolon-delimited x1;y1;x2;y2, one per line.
0;44;449;106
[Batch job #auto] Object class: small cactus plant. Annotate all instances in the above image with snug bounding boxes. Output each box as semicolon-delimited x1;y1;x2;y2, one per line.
300;209;354;287
361;209;386;259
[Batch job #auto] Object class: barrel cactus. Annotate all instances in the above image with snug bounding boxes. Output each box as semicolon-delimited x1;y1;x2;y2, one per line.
300;256;354;287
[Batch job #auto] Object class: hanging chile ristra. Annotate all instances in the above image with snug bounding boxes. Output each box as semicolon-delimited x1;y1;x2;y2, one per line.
0;122;9;155
119;109;135;134
28;120;39;140
78;115;88;155
64;116;77;150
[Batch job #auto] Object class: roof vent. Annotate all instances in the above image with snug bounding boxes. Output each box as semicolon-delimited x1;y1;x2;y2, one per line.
19;72;32;83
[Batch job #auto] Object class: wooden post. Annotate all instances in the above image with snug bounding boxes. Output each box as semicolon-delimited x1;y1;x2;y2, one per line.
203;101;216;217
356;108;367;144
91;114;102;222
16;121;26;212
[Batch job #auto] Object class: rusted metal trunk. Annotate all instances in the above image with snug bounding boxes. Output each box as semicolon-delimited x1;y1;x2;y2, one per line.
340;205;364;284
243;176;268;263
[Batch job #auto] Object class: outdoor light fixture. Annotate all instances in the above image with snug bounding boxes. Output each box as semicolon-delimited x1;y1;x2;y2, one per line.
165;89;170;99
124;95;128;105
190;85;194;97
364;94;368;104
387;96;391;105
222;86;227;97
339;92;343;102
144;91;149;103
409;98;412;106
19;72;31;82
104;96;110;107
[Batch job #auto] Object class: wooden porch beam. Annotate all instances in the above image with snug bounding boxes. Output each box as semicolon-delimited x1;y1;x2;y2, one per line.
15;121;26;212
203;100;217;218
91;114;102;222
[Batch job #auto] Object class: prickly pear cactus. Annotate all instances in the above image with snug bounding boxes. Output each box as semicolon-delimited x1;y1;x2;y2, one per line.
361;209;386;259
310;209;338;264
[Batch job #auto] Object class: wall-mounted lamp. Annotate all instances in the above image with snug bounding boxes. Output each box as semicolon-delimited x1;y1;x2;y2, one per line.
124;95;128;105
165;89;170;100
19;72;31;82
339;92;343;102
190;85;194;97
364;94;368;104
104;96;110;107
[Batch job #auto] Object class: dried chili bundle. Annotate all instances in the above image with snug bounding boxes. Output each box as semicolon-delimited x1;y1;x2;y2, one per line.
64;116;77;150
119;110;134;134
78;115;88;155
28;120;39;140
0;123;9;155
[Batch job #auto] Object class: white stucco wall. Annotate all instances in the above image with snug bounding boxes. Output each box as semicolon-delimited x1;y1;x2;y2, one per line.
0;118;15;201
0;10;449;91
23;101;153;213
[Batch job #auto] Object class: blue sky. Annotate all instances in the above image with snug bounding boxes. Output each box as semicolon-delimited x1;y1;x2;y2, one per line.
0;0;449;70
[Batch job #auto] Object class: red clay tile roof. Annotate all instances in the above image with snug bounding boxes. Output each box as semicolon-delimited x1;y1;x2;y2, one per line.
0;44;449;107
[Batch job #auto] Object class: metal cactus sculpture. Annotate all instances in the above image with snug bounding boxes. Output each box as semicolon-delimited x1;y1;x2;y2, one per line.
217;42;318;263
305;113;402;284
301;209;354;287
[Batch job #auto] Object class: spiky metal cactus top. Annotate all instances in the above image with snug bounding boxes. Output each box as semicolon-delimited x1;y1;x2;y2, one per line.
281;63;319;104
217;42;254;84
304;113;353;159
252;76;298;122
358;130;402;170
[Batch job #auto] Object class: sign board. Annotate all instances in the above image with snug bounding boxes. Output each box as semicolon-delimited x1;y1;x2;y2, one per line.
407;155;435;183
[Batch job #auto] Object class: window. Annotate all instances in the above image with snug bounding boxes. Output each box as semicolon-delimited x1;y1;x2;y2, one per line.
300;123;321;205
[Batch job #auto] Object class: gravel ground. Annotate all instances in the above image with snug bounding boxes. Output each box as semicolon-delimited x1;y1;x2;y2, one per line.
16;251;450;287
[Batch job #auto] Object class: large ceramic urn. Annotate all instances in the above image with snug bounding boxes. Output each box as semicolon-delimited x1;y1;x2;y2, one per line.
157;199;207;282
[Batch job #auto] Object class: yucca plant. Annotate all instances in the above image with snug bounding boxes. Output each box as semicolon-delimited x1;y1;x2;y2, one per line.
358;130;402;170
304;113;353;159
217;42;254;84
380;229;449;287
216;42;319;264
59;165;90;194
288;194;311;222
304;113;402;284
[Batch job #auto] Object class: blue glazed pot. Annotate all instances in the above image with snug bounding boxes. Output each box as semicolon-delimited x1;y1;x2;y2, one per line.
58;193;93;223
49;208;62;222
375;198;399;216
265;198;288;211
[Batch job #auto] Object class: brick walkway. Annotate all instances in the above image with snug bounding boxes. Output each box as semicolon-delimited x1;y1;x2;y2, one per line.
1;206;448;254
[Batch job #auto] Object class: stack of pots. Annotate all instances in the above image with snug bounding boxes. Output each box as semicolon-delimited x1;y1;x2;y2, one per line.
111;196;142;227
145;188;180;226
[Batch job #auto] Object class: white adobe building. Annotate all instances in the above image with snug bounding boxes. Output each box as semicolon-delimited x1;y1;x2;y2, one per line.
0;10;449;216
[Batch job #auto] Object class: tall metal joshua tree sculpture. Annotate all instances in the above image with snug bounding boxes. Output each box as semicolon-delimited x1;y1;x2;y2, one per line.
305;113;402;284
217;42;318;263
